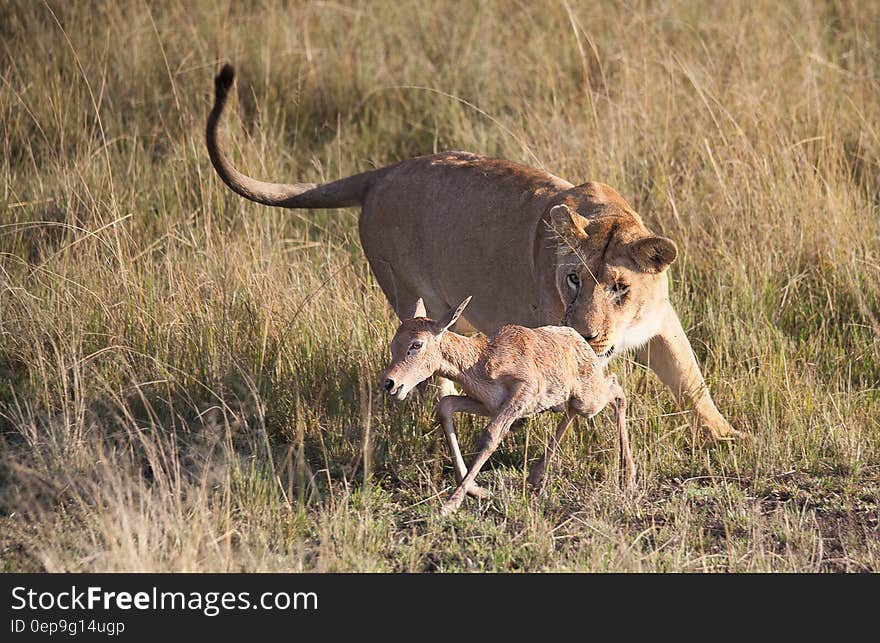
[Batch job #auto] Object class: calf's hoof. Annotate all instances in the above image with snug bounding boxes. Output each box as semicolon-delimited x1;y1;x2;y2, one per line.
440;499;459;516
440;489;467;516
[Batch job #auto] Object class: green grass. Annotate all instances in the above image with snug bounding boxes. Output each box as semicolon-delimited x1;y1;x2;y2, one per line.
1;0;878;572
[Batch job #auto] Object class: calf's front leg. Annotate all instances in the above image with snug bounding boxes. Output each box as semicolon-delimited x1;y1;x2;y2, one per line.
436;395;492;500
441;386;529;515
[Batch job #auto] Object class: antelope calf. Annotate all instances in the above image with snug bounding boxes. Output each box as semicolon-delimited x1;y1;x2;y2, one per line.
380;296;636;515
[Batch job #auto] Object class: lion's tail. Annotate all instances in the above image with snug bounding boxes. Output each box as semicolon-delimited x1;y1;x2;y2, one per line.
206;64;377;209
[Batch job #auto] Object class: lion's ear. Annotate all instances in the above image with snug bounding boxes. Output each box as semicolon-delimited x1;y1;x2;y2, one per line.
629;236;678;273
549;204;589;242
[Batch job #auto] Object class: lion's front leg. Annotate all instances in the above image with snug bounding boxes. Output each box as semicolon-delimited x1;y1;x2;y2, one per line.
634;305;742;441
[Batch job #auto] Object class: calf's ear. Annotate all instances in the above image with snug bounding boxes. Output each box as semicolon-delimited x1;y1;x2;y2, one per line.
629;236;678;273
433;296;472;334
408;298;427;320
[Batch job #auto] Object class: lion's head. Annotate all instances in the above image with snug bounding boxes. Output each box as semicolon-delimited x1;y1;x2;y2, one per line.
549;192;678;359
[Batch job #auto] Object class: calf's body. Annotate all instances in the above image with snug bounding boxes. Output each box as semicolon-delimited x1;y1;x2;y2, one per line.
381;297;635;514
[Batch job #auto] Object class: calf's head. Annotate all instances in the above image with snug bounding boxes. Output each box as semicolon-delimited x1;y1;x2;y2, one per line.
380;297;471;401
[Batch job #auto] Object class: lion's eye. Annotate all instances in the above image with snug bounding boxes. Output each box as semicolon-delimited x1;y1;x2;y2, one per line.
566;273;580;289
409;341;423;352
610;282;630;298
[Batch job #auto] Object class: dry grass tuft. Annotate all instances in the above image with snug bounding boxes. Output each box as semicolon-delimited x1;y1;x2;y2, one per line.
1;0;877;571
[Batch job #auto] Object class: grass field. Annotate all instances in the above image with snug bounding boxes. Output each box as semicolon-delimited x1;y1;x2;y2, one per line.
1;0;878;572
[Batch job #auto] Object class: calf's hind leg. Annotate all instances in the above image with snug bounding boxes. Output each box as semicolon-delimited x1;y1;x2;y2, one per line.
607;376;636;489
436;395;492;500
527;409;575;489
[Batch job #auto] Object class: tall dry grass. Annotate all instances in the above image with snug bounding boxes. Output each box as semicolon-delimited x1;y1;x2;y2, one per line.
0;0;877;571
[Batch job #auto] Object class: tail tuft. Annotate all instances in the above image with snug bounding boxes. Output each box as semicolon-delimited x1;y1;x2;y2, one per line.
214;63;235;103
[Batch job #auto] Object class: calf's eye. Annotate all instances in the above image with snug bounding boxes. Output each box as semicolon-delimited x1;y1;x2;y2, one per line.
566;273;580;289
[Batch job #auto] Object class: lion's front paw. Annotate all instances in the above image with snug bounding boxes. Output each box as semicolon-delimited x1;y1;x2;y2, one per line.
699;415;745;442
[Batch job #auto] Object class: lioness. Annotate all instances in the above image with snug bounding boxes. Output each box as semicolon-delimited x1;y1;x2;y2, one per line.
206;64;740;440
